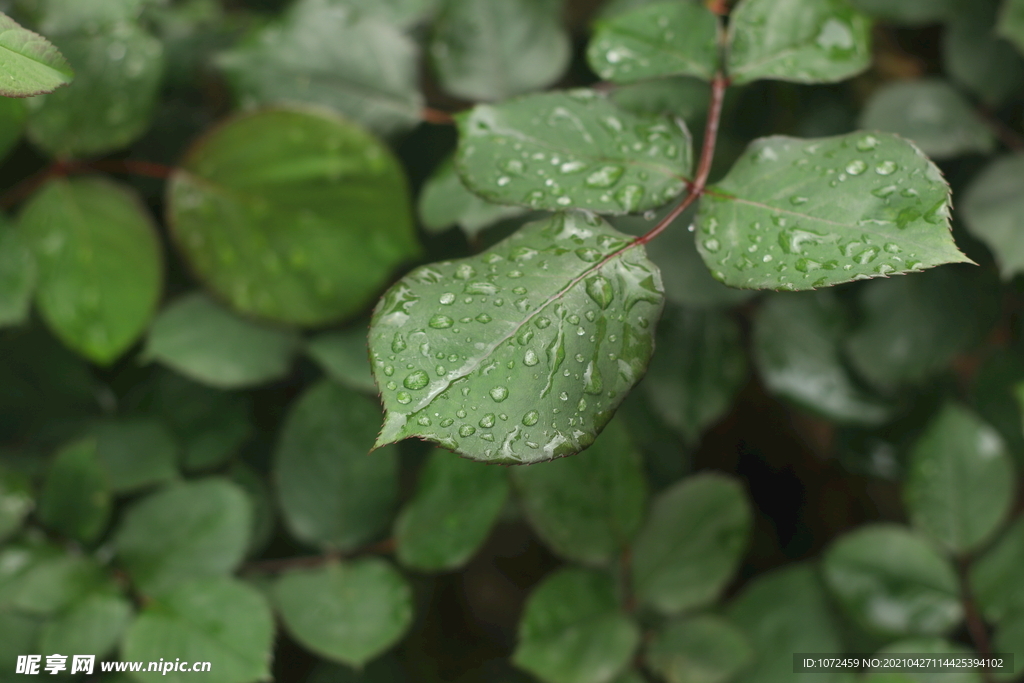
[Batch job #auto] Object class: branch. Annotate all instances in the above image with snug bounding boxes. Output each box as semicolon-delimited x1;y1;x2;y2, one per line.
977;106;1024;153
958;556;996;683
0;158;176;210
422;107;456;125
241;537;396;574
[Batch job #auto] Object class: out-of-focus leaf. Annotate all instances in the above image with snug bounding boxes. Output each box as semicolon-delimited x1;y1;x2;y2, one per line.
305;326;376;393
0;466;32;542
89;417;178;493
874;639;981;683
646;614;754;683
419;156;529;237
999;0;1024;55
944;0;1024;106
38;438;110;543
39;591;132;658
0;215;36;328
962;154;1024;279
0;98;26;162
970;516;1024;623
847;0;957;24
609;77;710;126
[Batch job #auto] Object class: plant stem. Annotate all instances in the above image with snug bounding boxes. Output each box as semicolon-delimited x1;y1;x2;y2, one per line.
958;556;996;683
0;158;176;210
422;107;456;125
242;537;397;574
638;72;729;246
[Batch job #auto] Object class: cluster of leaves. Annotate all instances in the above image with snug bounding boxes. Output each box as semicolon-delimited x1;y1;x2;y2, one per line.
0;0;1023;682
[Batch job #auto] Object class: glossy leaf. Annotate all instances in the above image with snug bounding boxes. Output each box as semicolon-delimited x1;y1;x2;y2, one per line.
0;214;35;328
944;1;1024;106
122;577;274;683
511;418;646;565
859;80;993;159
970;516;1024;623
274;560;413;668
114;478;252;595
726;0;872;85
646;614;753;683
821;524;962;638
643;305;747;443
274;381;398;551
419;156;529;237
962;154;1024;278
0;12;73;97
999;0;1024;55
631;473;751;614
168;108;420;325
513;567;640;683
455;91;691;215
90;417;178;493
39;591;132;658
754;290;894;424
848;0;957;24
695;132;968;291
0;466;32;542
394;449;509;571
430;0;571;102
306;326;377;393
38;438;110;543
20;177;162;364
369;212;665;463
0;97;26;162
217;1;423;137
587;1;720;83
145;293;299;390
904;403;1014;554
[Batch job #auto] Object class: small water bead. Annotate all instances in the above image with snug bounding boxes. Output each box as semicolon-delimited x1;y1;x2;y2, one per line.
489;386;509;402
518;329;535;345
458;424;476;437
585;165;624;188
615;185;645;212
790;196;809;206
404;371;429;390
386;381;398;391
429;314;454;329
522;411;540;426
585;275;614;309
456;409;468;418
585;310;596;322
479;414;496;428
439;292;455;305
512;286;527;295
418;416;431;426
846;160;868;176
476;313;492;323
872;185;898;198
703;239;721;253
535;317;552;329
884;243;901;254
524;349;539;366
875;161;898;175
436;365;446;376
855;247;880;264
574;353;585;362
575;247;603;262
464;281;498;295
502;159;526;175
440;418;455;427
857;135;879;151
567;314;580;325
397;392;412;404
383;365;395;376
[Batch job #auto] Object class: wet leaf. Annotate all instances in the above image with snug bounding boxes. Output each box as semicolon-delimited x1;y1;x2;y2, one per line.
962;154;1024;279
368;212;665;464
306;326;377;393
587;1;720;83
646;614;753;683
419;156;529;237
970;516;1024;623
944;0;1024;106
38;438;110;543
167;108;420;326
35;0;162;35
848;0;958;25
999;0;1024;55
0;214;35;328
695;132;969;291
727;0;871;85
0;12;73;97
455;90;691;215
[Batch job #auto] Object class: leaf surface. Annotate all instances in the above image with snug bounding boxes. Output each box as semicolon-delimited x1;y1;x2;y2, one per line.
306;326;377;393
38;438;110;543
999;0;1024;55
944;2;1024;107
970;516;1024;623
0;12;73;97
0;213;35;328
962;154;1024;279
646;614;753;683
419;156;529;237
848;0;957;24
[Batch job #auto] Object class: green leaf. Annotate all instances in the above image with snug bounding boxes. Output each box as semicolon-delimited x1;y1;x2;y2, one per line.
228;462;275;558
217;1;423;137
39;591;132;658
726;0;871;85
145;293;300;390
904;403;1015;554
306;326;379;393
992;612;1024;683
726;564;850;683
512;567;640;683
970;515;1024;623
859;80;993;159
0;97;26;162
609;76;710;125
89;417;178;493
643;305;746;443
419;156;529;237
847;0;957;24
121;577;274;683
944;1;1024;107
394;449;509;571
874;639;982;683
511;418;646;565
631;473;751;614
0;11;73;97
114;478;252;595
19;177;163;364
0;214;35;328
26;22;162;156
38;438;110;543
0;541;64;609
274;381;398;551
11;553;105;615
326;0;438;29
999;0;1024;55
821;524;962;638
0;466;32;542
167;108;420;326
430;0;571;102
455;90;691;215
587;1;720;83
36;0;161;35
753;290;894;424
962;154;1024;279
646;614;753;683
368;212;665;463
695;132;968;291
274;560;413;668
0;610;44;675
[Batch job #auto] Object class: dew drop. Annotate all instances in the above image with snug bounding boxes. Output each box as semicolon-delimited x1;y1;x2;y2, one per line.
790;196;809;205
702;238;721;253
397;392;412;404
403;371;429;390
872;185;898;198
476;313;492;323
479;413;496;428
439;292;455;305
535;317;551;329
560;160;587;174
614;184;645;212
440;418;454;427
846;159;868;176
857;135;879;151
456;409;468;418
584;165;624;188
518;329;535;345
575;247;603;262
522;411;540;426
524;349;540;366
875;161;898;175
459;425;476;437
429;314;454;329
585;275;614;309
489;386;509;402
383;365;395;376
418;416;432;426
391;333;407;353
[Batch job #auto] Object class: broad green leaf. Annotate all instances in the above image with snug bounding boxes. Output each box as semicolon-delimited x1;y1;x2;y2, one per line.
992;613;1024;683
0;215;35;328
430;0;571;102
587;1;720;83
0;97;26;161
19;178;163;364
904;403;1014;554
874;639;981;683
726;564;850;683
609;76;710;125
848;0;957;24
821;524;962;638
114;478;252;595
26;22;162;156
274;381;398;551
328;0;437;29
0;541;64;609
999;0;1024;54
646;614;753;683
616;389;689;490
306;327;376;393
122;577;274;683
167;108;420;326
39;591;132;658
631;473;751;614
419;156;529;237
89;417;178;493
695;133;968;291
859;80;993;159
0;466;31;541
274;560;413;668
0;610;44;675
510;418;646;565
962;154;1024;279
455;90;691;215
145;293;299;390
0;12;73;97
217;1;423;137
726;0;872;85
970;516;1024;623
944;0;1024;106
513;567;640;683
971;350;1024;467
643;305;747;443
753;291;894;425
12;553;106;615
394;449;509;571
38;438;110;543
368;212;665;463
844;265;999;390
36;0;161;35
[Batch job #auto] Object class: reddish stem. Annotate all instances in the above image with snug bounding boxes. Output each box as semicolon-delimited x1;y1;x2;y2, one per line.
241;537;397;574
422;107;456;125
0;158;176;210
958;556;996;683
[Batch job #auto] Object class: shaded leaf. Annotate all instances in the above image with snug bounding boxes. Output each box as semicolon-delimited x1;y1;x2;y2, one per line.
0;97;26;162
970;516;1024;623
369;212;665;463
646;614;753;683
0;214;35;328
38;438;110;543
0;11;73;97
39;591;132;658
848;0;957;25
327;0;437;29
609;76;710;125
874;638;981;683
0;610;44;674
228;461;275;558
306;326;377;393
992;613;1024;683
0;466;32;542
90;417;178;493
35;0;162;35
419;156;529;237
695;133;968;291
944;0;1024;106
11;553;105;615
962;154;1024;279
999;0;1024;55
